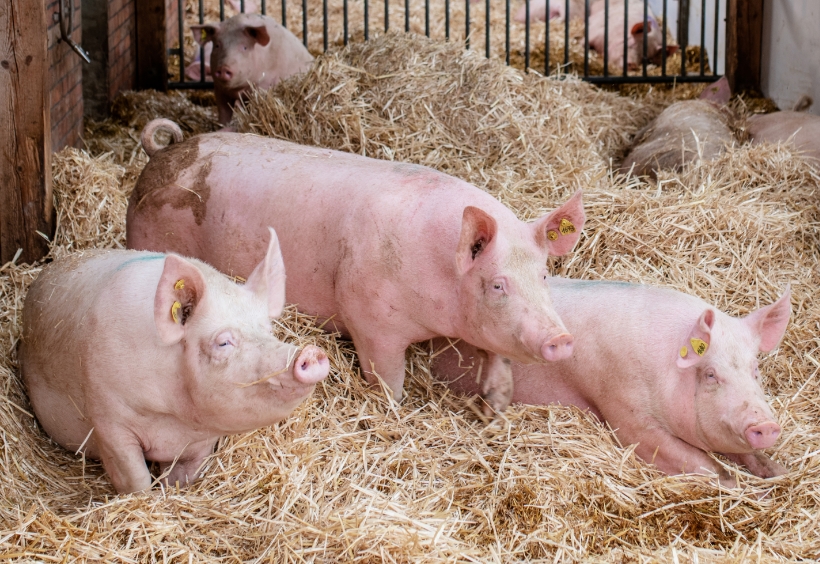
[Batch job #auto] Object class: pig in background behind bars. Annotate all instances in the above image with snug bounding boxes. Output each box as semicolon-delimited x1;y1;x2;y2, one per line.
20;231;329;494
128;121;586;414
433;278;791;486
190;13;313;125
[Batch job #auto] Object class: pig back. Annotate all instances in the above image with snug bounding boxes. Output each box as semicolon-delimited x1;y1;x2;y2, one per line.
747;111;820;164
620;100;734;178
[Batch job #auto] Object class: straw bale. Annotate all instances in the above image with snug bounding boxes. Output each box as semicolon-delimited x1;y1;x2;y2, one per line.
1;33;819;562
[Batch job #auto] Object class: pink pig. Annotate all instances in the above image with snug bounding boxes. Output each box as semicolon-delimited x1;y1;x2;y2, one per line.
190;13;313;125
433;278;791;485
20;231;329;494
513;0;585;23
127;121;586;413
747;109;820;168
588;0;677;71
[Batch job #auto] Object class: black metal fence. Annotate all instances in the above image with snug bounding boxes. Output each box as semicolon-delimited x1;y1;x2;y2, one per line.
168;0;723;89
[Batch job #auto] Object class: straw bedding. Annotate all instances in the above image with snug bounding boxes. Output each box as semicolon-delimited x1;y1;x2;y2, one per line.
2;33;819;561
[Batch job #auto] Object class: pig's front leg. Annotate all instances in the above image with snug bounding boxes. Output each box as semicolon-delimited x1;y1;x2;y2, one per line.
349;330;409;401
95;427;153;494
721;451;788;479
159;439;218;488
480;352;514;416
215;91;234;126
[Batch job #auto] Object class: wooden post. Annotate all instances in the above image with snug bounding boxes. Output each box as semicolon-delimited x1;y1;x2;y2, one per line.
135;0;168;91
0;0;53;264
725;0;764;94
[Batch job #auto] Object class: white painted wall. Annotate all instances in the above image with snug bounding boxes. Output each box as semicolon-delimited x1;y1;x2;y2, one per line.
761;0;820;115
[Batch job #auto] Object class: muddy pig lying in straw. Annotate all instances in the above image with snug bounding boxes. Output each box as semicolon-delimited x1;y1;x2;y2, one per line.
433;278;791;486
127;119;586;414
190;13;313;125
620;77;735;179
20;230;329;494
747;97;820;168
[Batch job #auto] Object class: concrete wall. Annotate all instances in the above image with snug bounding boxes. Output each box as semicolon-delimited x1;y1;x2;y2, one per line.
761;0;820;115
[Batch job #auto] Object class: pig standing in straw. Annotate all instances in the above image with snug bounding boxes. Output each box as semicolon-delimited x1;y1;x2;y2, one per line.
433;279;791;486
190;13;313;125
20;230;329;494
127;119;586;414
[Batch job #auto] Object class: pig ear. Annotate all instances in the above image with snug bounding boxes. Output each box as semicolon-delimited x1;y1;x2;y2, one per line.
244;227;287;318
154;255;207;346
698;76;731;105
533;190;585;256
631;19;654;36
744;286;791;353
456;206;498;275
245;25;271;46
676;309;715;369
191;24;218;46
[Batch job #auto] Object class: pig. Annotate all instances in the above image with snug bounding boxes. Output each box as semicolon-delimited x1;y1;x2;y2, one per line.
127;120;587;414
513;0;585;23
20;231;330;494
747;109;820;168
190;13;313;125
588;0;677;72
433;278;791;485
620;77;734;179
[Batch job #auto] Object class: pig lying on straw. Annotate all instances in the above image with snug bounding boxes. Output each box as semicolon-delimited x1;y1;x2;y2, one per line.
128;119;586;415
433;278;791;486
20;231;329;494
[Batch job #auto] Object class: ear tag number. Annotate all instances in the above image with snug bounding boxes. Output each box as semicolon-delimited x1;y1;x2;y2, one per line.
679;346;688;358
547;230;559;241
690;338;708;356
174;279;185;290
559;218;576;235
171;301;182;324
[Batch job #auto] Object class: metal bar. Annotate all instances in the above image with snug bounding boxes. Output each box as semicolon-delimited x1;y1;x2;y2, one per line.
365;0;369;40
406;0;410;32
261;0;266;15
199;0;205;82
713;0;719;74
220;0;224;20
642;0;648;76
524;0;530;69
583;0;589;77
603;0;608;76
445;0;449;40
302;0;308;47
485;0;490;58
241;0;245;11
505;0;510;65
344;0;349;43
679;0;689;76
178;0;185;82
425;0;429;36
563;0;569;66
622;0;627;76
385;0;389;32
583;74;721;84
282;0;287;29
699;0;706;75
544;0;549;74
323;0;328;51
465;0;470;49
661;0;667;76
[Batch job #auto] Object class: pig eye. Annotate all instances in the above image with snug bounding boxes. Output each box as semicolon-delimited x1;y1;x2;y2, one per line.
212;331;237;358
705;370;717;382
490;279;507;294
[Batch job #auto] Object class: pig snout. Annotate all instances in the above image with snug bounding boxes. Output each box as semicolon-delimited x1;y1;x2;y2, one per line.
541;332;574;362
293;345;330;385
745;421;781;450
214;65;234;82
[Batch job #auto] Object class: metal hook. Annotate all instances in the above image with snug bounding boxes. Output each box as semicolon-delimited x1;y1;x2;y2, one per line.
58;0;91;64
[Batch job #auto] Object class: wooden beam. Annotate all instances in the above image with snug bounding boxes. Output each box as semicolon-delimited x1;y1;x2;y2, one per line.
0;0;53;264
135;0;167;91
726;0;764;94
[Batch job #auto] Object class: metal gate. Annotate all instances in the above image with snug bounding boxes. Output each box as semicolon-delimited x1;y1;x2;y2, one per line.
168;0;723;89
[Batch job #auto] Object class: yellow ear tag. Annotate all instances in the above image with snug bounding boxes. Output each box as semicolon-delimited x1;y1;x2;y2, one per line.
559;218;576;235
690;338;708;356
174;279;185;290
679;346;688;358
201;29;208;43
171;301;182;324
547;230;559;241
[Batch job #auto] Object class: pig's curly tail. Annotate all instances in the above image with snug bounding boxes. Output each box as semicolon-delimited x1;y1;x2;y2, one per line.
141;118;184;157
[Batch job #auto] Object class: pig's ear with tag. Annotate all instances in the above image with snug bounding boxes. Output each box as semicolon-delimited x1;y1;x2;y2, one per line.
191;24;219;46
677;309;715;368
245;227;287;319
533;190;585;256
245;25;271;46
154;255;207;345
744;286;791;352
456;206;498;275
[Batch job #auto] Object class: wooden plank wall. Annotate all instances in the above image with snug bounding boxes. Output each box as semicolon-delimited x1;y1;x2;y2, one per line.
726;0;765;94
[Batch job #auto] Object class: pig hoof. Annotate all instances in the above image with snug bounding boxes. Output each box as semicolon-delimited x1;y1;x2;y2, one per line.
480;387;512;417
